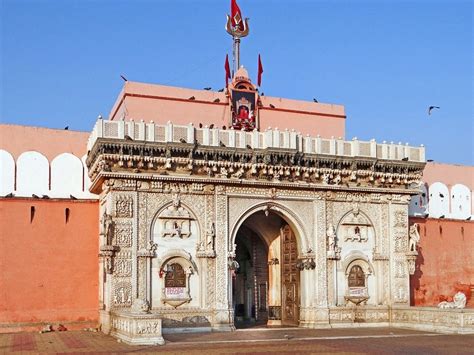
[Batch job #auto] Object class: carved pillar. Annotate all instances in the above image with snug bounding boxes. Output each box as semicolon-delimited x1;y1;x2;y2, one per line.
389;200;410;306
213;185;234;331
301;198;329;327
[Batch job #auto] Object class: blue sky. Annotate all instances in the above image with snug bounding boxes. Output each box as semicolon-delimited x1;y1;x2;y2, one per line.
1;0;472;165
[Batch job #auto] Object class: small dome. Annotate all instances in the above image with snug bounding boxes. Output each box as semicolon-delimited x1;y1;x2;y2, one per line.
234;66;250;81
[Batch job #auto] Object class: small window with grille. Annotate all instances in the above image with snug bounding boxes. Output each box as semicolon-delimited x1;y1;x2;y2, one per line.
348;265;365;287
165;263;186;288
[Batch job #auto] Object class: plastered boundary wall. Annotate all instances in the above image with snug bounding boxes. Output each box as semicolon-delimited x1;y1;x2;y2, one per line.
0;198;99;333
409;217;474;308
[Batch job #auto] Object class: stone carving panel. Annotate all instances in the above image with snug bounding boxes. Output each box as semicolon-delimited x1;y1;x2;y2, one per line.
114;258;132;277
157;196;194;239
113;281;132;307
137;321;161;334
115;194;134;217
114;222;133;247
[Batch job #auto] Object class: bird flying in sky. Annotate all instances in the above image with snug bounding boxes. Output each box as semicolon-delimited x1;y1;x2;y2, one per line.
428;106;440;115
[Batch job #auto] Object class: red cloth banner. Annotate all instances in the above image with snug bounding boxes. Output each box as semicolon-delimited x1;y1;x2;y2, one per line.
225;54;231;87
231;0;244;31
257;54;263;87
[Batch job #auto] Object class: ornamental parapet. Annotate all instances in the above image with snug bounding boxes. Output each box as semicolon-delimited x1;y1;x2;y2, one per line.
86;119;425;194
88;119;425;162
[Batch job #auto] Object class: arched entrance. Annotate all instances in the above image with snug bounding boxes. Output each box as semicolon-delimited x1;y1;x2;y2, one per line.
232;210;300;327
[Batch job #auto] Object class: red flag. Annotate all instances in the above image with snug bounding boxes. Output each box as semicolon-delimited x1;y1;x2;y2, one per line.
231;0;244;32
225;54;231;87
257;54;263;87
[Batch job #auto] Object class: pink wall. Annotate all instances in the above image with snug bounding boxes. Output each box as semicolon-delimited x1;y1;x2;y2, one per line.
0;124;89;160
0;198;99;332
410;217;474;308
109;81;346;139
423;162;474;190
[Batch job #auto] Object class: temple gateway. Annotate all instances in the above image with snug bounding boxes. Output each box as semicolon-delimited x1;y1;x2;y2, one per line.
86;69;428;344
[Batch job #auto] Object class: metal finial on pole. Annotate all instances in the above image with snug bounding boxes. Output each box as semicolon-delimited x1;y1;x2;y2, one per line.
225;9;249;76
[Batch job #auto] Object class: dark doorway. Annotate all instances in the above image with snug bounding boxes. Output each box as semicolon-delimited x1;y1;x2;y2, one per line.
232;211;300;328
233;226;268;328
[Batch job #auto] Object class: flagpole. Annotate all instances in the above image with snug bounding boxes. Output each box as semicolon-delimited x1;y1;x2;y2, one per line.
233;37;240;74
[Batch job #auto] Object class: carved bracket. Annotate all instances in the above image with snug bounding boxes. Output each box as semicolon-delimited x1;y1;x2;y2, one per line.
327;247;341;260
99;245;118;274
296;257;316;270
406;252;417;275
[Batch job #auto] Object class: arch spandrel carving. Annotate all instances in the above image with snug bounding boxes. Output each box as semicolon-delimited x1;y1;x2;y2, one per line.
151;200;200;255
334;204;377;261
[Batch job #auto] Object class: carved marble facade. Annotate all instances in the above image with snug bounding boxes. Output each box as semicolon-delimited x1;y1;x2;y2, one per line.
87;127;430;344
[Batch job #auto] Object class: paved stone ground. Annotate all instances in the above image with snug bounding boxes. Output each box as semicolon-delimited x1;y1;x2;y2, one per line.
0;327;473;354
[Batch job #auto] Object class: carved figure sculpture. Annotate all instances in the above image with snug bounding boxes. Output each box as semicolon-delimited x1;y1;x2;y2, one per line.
438;292;467;309
326;224;336;252
322;173;330;184
101;212;114;245
206;222;216;251
172;222;182;238
408;223;420;252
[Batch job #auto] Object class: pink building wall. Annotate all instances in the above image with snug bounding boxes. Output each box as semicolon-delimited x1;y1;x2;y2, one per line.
423;162;474;189
0;124;89;161
108;81;346;138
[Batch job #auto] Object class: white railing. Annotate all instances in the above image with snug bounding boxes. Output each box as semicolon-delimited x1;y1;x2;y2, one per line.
87;119;426;162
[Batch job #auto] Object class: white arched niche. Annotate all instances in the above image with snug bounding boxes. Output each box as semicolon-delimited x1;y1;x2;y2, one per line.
409;183;428;217
0;150;15;196
50;153;84;198
450;184;471;220
16;151;49;197
428;182;449;218
151;200;200;309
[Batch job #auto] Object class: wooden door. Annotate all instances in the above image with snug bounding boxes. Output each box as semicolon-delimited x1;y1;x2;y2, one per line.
281;225;299;325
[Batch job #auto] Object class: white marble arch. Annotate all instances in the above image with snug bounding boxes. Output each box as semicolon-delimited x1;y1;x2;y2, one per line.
16;151;49;197
450;184;471;220
409;183;429;217
336;209;376;260
151;202;201;309
335;209;376;306
229;201;309;254
50;153;84;198
338;251;376;306
0;150;15;196
429;182;449;218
